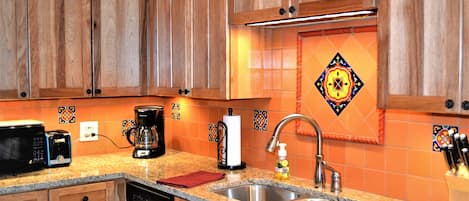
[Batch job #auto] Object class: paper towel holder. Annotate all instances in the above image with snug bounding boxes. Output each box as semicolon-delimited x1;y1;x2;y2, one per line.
216;109;246;170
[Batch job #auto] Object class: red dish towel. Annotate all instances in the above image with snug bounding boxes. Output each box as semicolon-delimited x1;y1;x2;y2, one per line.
157;171;225;188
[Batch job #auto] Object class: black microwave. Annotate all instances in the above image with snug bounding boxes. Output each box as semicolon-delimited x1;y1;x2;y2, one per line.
0;120;46;174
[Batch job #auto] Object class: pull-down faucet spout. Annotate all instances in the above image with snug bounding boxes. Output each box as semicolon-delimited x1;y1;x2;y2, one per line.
265;113;341;193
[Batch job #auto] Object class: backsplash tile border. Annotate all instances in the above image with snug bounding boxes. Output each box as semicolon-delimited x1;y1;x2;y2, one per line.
171;103;181;120
58;105;76;124
208;123;218;142
432;124;458;152
122;119;136;136
254;109;268;131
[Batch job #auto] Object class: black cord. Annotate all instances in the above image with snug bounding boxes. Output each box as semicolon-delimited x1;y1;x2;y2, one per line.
91;133;132;149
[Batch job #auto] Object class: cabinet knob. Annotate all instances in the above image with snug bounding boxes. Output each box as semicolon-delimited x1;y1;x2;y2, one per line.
20;92;27;98
288;6;296;14
462;101;469;110
445;99;455;109
178;89;190;95
95;89;102;95
86;89;92;95
279;8;286;15
82;196;89;201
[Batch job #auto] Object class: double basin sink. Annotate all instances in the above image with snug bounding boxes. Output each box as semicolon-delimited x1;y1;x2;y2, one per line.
211;183;340;201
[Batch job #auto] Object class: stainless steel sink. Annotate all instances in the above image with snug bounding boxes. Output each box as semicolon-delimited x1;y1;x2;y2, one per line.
212;184;330;201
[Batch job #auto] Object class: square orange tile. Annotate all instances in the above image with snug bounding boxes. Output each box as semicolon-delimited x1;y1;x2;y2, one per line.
384;148;408;173
363;170;385;196
407;150;431;177
384;172;407;200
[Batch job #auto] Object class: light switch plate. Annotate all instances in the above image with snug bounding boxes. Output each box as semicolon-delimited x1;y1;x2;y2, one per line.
80;121;98;141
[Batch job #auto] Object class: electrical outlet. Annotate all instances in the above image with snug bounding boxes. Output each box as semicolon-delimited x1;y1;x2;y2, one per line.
80;121;98;141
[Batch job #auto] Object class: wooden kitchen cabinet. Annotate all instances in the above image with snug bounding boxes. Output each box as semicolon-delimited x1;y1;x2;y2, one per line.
0;190;48;201
377;0;466;114
149;0;269;99
28;0;92;98
49;181;115;201
149;0;229;99
92;0;147;97
229;0;377;25
23;0;146;99
0;0;28;99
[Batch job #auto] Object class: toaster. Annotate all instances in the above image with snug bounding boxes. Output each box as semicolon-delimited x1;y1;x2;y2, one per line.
45;130;72;167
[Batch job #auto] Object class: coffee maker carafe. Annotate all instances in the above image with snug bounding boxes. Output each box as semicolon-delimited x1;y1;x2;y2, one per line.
126;105;165;158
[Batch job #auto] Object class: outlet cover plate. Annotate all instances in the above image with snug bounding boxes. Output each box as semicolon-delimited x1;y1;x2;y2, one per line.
80;121;98;141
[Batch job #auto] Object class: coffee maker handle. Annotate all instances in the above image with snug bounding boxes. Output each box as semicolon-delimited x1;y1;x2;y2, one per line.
151;126;159;144
126;127;136;145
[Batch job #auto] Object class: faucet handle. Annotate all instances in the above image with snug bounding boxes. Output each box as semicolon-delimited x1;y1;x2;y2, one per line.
330;171;342;193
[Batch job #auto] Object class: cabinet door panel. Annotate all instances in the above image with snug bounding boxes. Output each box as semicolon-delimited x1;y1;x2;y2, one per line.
93;0;146;97
171;0;191;91
148;0;171;95
49;181;114;201
462;0;469;114
0;190;48;201
379;0;460;113
191;0;228;99
297;0;376;17
229;0;289;25
29;0;92;98
0;0;28;99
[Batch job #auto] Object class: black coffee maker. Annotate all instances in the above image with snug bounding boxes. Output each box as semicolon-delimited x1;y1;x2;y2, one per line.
126;105;165;158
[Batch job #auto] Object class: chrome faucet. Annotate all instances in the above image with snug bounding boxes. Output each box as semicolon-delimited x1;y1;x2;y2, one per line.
265;114;341;193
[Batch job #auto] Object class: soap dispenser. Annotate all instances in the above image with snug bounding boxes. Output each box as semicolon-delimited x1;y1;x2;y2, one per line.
275;143;290;180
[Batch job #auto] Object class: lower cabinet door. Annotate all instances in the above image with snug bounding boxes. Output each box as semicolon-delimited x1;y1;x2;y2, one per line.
49;181;115;201
0;190;48;201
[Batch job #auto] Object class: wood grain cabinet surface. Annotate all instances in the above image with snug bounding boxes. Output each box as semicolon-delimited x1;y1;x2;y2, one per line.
378;0;469;114
0;0;28;99
0;181;123;201
49;181;115;201
229;0;377;25
0;0;146;100
148;0;267;99
0;190;48;201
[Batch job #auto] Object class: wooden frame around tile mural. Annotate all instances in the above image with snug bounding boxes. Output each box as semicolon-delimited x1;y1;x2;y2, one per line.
296;26;384;144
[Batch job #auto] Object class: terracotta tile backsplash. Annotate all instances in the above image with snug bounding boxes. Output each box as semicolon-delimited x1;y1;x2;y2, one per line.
1;29;467;201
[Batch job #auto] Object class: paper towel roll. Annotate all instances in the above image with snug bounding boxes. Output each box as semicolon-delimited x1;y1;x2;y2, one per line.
223;114;241;166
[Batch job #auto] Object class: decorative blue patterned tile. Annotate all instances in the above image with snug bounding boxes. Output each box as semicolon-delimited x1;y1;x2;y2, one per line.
58;106;76;124
171;103;181;120
315;52;364;116
254;110;268;131
122;119;136;135
432;124;458;152
208;123;218;142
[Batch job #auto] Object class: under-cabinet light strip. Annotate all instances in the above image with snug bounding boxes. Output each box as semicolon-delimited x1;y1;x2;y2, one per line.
246;10;375;26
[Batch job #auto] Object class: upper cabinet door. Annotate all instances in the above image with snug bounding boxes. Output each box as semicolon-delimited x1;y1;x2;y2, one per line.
229;0;376;25
0;0;28;99
28;0;92;98
378;0;461;114
149;0;230;99
296;0;376;17
229;0;291;25
92;0;147;97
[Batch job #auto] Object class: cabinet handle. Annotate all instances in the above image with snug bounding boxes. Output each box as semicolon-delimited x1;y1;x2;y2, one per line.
86;89;92;95
279;8;286;15
178;89;190;95
462;101;469;110
445;99;455;109
20;92;27;98
288;6;296;14
82;196;89;201
95;89;102;95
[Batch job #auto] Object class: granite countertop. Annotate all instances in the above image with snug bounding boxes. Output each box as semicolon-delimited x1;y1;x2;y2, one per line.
0;149;400;201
